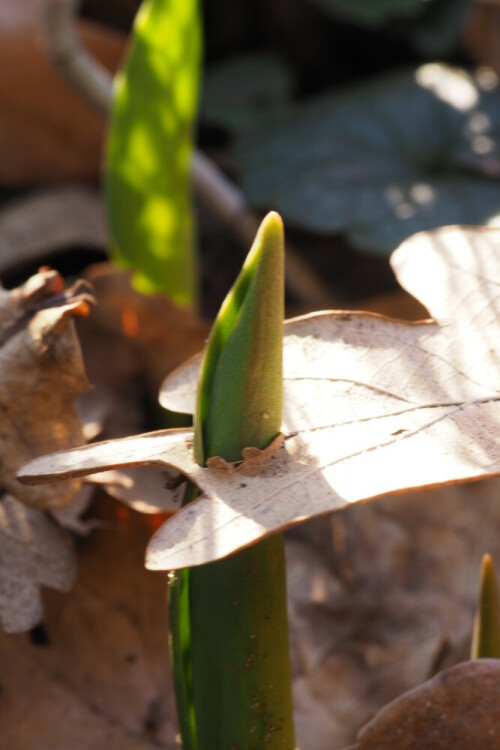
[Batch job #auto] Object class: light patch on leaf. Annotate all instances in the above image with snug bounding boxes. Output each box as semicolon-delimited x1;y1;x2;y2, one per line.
18;226;500;569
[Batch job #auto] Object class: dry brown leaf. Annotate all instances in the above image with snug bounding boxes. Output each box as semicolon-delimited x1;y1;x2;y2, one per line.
0;188;107;277
89;466;187;514
1;268;92;510
287;476;500;749
0;492;178;749
345;659;500;750
79;264;211;396
18;226;500;568
0;269;94;633
0;9;126;185
0;494;76;633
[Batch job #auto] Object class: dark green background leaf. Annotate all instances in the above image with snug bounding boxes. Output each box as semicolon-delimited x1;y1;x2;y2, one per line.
202;53;293;135
304;0;436;27
234;65;500;257
106;0;201;306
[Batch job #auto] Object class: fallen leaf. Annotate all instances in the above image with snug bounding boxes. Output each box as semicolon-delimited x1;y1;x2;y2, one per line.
0;491;178;749
0;188;107;277
18;226;500;568
1;268;92;510
288;477;500;748
50;484;102;535
0;269;94;632
89;466;186;515
0;8;126;185
78;264;210;397
344;659;500;750
0;494;76;633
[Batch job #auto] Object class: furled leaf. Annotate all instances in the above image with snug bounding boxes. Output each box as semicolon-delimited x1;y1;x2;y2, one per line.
106;0;202;306
471;553;500;659
19;226;500;570
344;659;500;750
0;494;76;633
234;65;500;257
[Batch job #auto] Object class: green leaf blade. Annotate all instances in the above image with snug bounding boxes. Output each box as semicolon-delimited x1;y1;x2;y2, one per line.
472;553;500;660
106;0;202;306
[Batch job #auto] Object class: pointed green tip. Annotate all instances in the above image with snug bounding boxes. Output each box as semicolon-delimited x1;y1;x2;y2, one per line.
471;553;500;659
260;210;284;237
483;553;495;579
243;211;284;275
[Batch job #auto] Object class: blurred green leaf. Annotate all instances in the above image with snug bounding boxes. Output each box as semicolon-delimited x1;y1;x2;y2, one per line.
106;0;201;306
202;53;293;134
234;65;500;257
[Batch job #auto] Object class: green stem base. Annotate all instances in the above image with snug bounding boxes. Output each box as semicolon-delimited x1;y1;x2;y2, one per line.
189;533;295;750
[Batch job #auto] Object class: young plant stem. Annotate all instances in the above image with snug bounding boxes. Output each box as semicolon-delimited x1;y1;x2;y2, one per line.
471;553;500;659
169;212;295;748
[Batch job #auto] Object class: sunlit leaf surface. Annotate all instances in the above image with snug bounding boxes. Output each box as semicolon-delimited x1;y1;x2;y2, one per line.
20;226;500;569
106;0;201;306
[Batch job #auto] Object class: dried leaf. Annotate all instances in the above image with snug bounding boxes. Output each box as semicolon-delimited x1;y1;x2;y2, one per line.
1;268;92;510
0;188;107;277
287;478;500;749
0;494;76;633
345;659;500;750
18;226;500;568
89;466;186;515
50;485;102;536
0;492;178;748
79;264;210;396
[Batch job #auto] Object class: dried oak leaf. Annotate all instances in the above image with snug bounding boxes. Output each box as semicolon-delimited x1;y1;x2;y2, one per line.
18;226;500;568
1;268;92;510
0;492;178;749
0;269;92;633
344;659;500;750
0;494;76;633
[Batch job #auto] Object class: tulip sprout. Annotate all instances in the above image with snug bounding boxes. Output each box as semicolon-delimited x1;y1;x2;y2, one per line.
169;213;295;748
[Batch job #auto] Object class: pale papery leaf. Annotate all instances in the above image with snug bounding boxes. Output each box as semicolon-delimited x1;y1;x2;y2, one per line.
0;269;92;510
88;466;186;514
19;430;192;515
18;227;500;569
0;494;76;633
